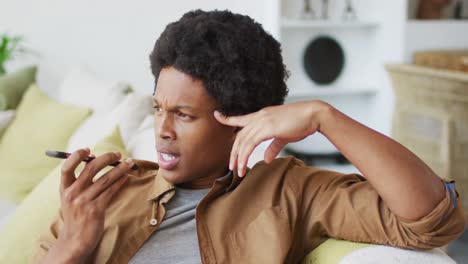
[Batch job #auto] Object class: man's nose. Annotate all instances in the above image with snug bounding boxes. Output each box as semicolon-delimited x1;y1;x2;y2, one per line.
157;114;176;140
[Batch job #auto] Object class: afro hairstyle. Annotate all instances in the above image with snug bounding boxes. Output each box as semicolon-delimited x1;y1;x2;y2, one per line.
150;9;289;116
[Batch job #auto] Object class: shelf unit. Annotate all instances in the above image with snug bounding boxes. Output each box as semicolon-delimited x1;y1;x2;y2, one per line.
281;18;379;29
406;19;468;24
277;1;383;139
275;1;387;102
267;0;408;174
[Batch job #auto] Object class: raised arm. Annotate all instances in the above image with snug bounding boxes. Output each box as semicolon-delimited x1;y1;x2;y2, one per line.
214;100;456;220
316;102;446;221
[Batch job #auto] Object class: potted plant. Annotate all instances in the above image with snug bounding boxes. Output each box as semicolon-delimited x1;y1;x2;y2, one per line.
0;34;28;76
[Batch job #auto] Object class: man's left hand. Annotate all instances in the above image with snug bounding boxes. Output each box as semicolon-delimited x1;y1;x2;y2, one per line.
214;100;329;177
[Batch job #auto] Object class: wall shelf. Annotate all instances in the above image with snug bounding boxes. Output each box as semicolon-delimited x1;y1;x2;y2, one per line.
406;19;468;25
281;18;379;29
285;87;378;101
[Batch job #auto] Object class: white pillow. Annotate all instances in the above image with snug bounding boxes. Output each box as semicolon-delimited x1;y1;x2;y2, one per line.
0;110;15;138
66;92;153;152
340;245;454;264
57;66;132;113
35;59;71;100
0;199;17;231
127;115;157;161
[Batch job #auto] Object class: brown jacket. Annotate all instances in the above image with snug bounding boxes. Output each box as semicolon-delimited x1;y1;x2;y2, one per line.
32;157;467;263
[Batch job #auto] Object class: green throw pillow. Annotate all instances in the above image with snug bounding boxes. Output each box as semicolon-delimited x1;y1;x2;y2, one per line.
0;126;129;264
0;66;37;110
302;238;371;264
0;84;92;203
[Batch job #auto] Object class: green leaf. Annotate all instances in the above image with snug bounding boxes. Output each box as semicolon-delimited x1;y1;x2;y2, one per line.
0;36;8;53
0;33;32;67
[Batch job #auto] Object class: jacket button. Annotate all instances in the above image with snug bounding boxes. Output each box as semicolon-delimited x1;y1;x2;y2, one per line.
150;218;158;226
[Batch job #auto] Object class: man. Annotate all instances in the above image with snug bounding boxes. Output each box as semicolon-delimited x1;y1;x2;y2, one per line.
33;10;466;264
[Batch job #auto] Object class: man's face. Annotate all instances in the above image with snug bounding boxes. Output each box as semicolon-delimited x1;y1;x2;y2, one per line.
153;67;236;184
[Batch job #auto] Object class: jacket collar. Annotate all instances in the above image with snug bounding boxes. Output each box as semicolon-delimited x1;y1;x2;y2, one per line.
126;159;171;202
148;170;175;202
225;169;245;192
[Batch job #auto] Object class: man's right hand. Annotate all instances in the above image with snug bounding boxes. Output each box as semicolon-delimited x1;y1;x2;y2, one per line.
41;148;135;264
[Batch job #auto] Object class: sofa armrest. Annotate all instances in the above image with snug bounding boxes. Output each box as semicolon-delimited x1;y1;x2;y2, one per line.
302;239;455;264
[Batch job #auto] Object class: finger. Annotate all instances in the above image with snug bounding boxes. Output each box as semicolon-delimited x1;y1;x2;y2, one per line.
94;172;129;209
214;111;252;128
74;151;122;191
229;135;239;172
229;125;252;172
264;138;287;164
60;148;91;193
237;127;272;177
81;158;135;201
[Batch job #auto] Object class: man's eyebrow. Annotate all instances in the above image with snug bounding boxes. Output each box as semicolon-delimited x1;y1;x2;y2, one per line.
153;98;196;110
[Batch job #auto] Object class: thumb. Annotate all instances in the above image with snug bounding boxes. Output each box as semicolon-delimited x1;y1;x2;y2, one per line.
264;138;287;164
214;110;250;127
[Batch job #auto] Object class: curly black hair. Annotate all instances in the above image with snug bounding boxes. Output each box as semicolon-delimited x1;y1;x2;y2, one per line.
149;10;289;116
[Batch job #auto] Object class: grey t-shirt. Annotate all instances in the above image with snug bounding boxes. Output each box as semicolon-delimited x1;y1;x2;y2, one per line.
129;186;210;264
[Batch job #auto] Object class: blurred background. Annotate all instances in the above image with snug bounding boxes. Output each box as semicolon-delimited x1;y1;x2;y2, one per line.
0;0;467;263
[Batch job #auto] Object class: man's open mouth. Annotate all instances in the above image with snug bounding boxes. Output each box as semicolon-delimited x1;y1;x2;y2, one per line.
157;150;181;170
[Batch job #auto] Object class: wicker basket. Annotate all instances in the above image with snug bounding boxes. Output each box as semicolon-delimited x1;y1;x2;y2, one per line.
413;50;468;73
386;64;468;214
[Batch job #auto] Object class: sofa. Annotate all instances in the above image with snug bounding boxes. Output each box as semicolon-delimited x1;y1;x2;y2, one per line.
0;64;456;263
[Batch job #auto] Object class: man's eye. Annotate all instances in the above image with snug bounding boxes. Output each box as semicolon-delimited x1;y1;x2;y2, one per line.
176;112;193;120
177;112;189;118
153;106;162;112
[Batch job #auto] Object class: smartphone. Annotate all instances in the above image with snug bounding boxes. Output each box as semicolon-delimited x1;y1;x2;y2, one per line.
45;150;139;170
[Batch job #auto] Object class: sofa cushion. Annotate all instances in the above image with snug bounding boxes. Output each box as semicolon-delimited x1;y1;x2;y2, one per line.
301;238;454;264
0;110;15;138
0;199;16;231
0;126;128;264
57;66;132;113
302;238;370;264
0;84;91;203
127;114;156;161
66;92;152;152
0;66;37;110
